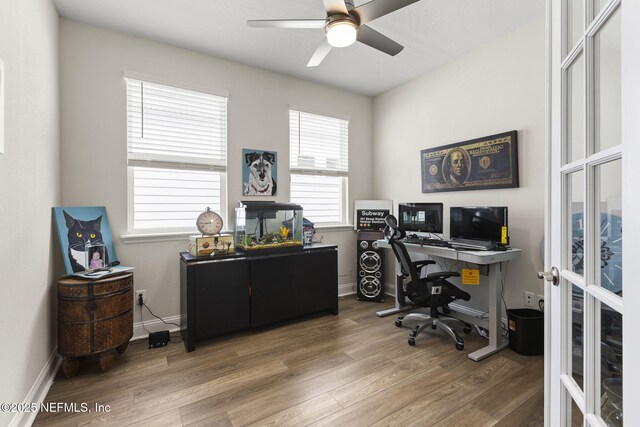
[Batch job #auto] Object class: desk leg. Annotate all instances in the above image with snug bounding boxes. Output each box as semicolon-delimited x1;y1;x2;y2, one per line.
376;261;405;317
467;262;509;361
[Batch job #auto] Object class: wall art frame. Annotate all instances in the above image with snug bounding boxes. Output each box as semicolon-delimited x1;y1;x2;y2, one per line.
242;149;278;196
420;130;519;193
53;206;118;274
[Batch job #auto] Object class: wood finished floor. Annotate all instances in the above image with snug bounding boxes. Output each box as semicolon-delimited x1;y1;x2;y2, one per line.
35;297;544;426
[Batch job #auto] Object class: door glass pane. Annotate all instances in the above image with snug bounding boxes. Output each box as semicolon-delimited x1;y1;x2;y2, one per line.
595;160;622;296
566;54;585;164
598;300;622;426
566;0;584;54
569;170;585;275
594;8;621;152
571;285;585;387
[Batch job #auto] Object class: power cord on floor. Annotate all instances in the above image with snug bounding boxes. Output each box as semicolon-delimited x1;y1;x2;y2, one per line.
138;299;183;344
142;302;180;328
140;304;151;334
142;303;183;344
126;304;152;346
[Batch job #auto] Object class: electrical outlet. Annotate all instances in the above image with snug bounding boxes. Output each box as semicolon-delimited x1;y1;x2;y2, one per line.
135;290;146;305
524;291;534;307
536;294;544;310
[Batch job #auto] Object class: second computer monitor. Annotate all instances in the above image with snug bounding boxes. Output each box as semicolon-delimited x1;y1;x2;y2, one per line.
398;203;444;234
450;206;508;243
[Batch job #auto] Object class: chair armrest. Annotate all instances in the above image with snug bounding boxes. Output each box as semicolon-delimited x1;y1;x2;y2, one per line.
412;260;435;272
426;271;460;280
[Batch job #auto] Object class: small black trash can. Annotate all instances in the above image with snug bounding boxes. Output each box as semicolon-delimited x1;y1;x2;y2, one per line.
507;308;544;355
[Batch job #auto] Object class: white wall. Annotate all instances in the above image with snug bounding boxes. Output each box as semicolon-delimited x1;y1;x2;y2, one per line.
373;20;546;311
0;1;60;425
59;19;372;326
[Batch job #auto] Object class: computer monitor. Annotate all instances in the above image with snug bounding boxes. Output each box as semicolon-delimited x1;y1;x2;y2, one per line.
450;206;509;243
398;203;443;234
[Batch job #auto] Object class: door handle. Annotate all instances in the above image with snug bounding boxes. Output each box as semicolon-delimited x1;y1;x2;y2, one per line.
537;266;560;286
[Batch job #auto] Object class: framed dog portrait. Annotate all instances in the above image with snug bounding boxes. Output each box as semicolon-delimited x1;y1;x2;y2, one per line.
242;149;278;196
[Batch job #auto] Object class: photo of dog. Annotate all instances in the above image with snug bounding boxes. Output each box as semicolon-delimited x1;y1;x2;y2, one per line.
243;150;278;196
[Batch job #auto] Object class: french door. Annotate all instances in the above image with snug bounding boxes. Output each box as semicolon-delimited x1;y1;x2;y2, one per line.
546;0;640;425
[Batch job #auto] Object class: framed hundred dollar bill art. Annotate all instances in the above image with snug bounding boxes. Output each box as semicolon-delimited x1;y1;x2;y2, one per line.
420;130;519;193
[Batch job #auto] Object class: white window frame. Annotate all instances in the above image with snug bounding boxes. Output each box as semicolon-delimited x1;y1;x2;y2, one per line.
289;108;349;226
124;75;228;238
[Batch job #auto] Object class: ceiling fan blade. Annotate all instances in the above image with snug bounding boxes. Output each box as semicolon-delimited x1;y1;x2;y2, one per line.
352;0;420;25
247;19;326;29
356;25;404;56
322;0;349;15
307;39;333;67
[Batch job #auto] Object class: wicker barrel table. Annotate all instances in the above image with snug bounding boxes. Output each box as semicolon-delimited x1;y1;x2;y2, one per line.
57;272;133;378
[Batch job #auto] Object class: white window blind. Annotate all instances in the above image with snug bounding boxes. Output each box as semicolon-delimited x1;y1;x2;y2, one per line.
289;110;349;224
289;110;349;175
126;78;227;232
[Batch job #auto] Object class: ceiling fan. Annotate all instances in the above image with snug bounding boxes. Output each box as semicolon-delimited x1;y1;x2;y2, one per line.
247;0;421;67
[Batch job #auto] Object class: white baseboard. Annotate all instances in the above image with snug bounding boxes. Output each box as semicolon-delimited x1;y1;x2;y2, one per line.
384;281;395;297
10;348;62;427
9;314;183;427
338;282;356;297
131;282;363;339
132;314;182;341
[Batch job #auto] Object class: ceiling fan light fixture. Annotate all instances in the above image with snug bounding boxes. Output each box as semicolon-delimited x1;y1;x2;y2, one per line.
326;20;357;48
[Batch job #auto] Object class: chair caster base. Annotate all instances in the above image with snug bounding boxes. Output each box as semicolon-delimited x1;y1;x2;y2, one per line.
395;319;402;327
453;331;465;351
408;337;416;346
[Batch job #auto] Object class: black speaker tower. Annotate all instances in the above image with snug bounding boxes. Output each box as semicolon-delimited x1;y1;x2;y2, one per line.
356;230;385;302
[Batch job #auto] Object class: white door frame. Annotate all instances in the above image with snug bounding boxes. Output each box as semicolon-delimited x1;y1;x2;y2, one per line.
545;0;563;423
621;0;640;424
545;0;640;425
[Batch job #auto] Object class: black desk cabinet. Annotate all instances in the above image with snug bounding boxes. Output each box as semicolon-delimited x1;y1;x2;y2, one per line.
180;244;338;351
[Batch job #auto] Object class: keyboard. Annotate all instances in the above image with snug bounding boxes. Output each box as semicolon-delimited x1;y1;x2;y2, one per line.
449;238;508;251
403;236;450;247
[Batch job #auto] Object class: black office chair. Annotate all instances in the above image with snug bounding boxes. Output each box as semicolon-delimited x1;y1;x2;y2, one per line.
383;215;472;350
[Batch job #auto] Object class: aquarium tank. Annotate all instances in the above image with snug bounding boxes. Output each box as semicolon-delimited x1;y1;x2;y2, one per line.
234;201;304;252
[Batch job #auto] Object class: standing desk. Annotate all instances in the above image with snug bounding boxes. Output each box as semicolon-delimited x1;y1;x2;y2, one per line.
375;240;522;361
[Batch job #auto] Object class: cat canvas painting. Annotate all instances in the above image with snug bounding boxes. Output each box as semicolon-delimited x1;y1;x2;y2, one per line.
53;206;118;274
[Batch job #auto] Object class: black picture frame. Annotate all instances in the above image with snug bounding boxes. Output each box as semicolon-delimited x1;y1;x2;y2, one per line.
242;149;278;196
86;244;106;271
420;130;519;193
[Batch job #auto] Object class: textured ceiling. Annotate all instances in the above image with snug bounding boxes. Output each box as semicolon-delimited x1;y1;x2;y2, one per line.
52;0;545;96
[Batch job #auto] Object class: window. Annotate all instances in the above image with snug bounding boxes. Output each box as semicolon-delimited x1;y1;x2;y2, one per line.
126;78;227;233
289;109;349;225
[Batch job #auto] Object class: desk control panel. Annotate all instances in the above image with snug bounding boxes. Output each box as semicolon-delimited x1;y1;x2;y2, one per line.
403;235;450;247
